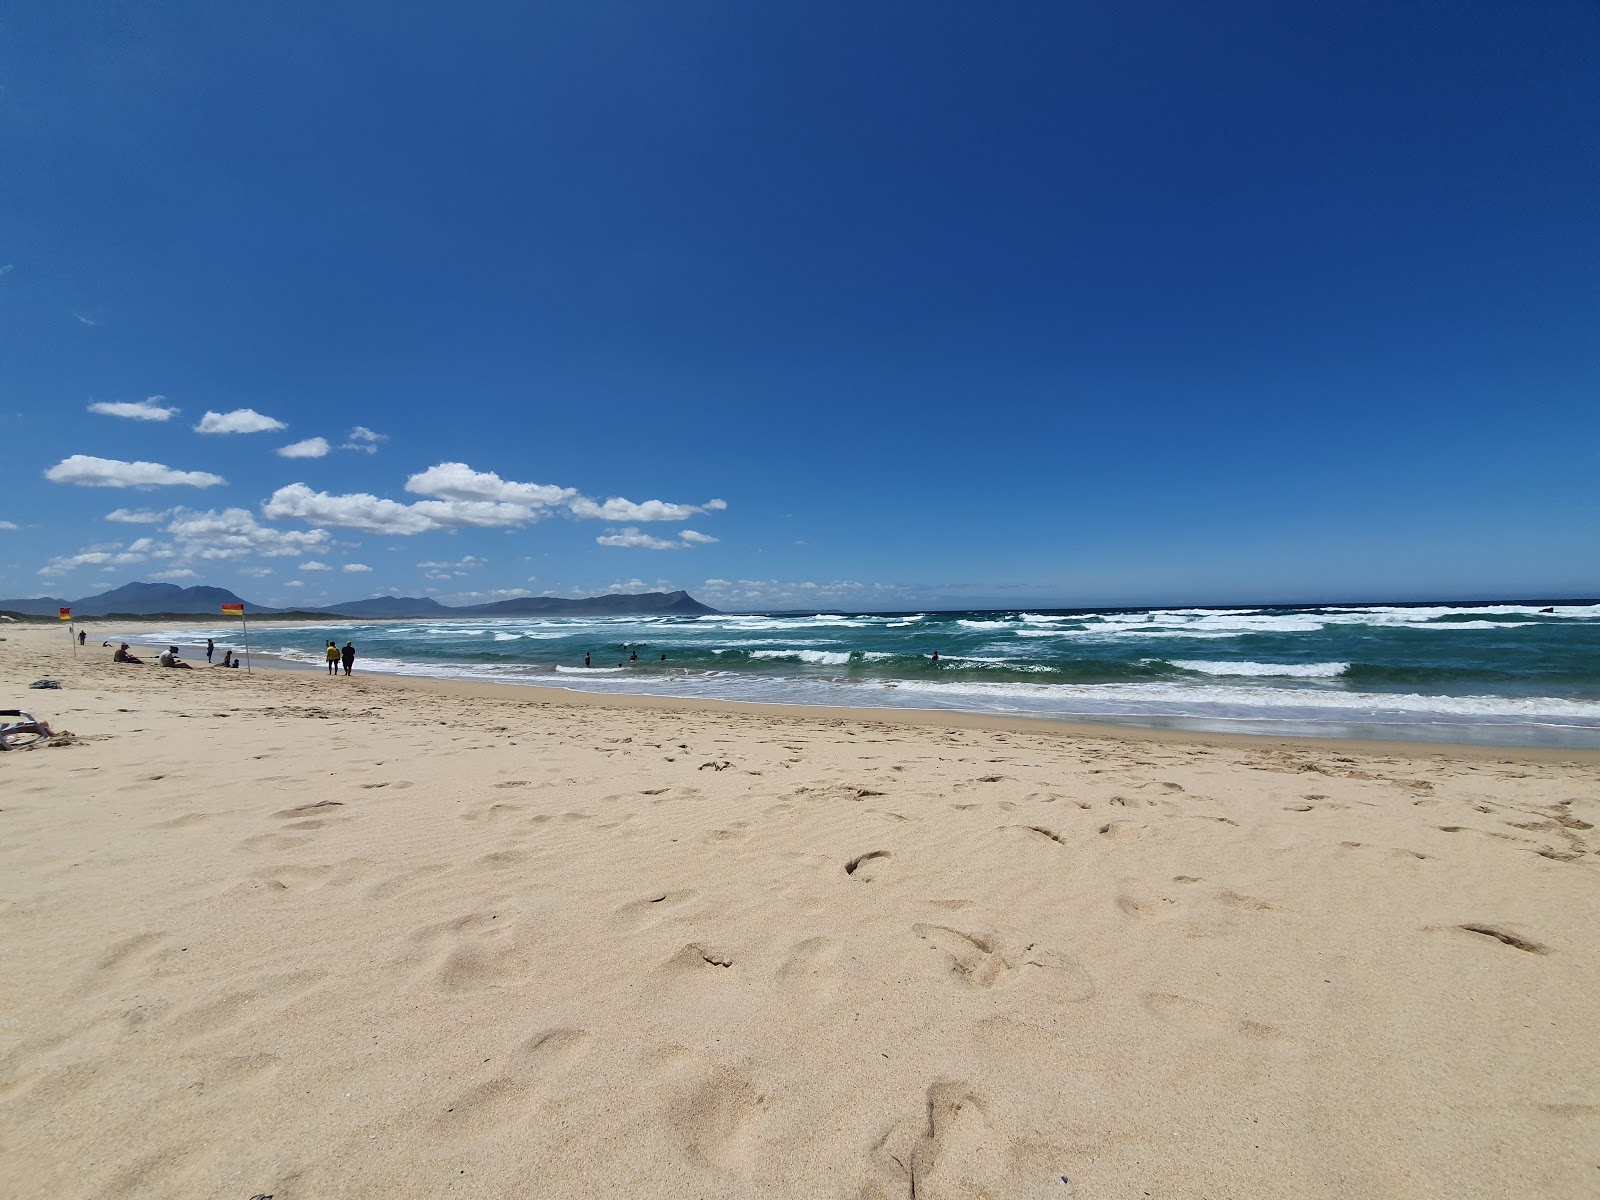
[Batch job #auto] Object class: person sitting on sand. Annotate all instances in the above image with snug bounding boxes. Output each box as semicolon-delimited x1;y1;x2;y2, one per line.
158;646;193;669
113;643;143;664
219;650;234;668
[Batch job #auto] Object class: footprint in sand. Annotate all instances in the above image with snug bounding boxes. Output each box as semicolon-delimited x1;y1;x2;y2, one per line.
434;1028;594;1138
614;888;699;930
1142;992;1297;1047
864;1080;1059;1200
775;936;844;997
912;924;1092;998
845;850;892;880
401;912;538;994
272;800;345;820
646;1053;769;1172
77;931;171;997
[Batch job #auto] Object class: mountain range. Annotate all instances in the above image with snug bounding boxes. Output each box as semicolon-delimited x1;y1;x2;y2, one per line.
0;581;717;619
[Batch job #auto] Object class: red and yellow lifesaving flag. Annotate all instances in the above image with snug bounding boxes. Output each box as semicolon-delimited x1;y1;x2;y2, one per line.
221;603;244;616
58;607;71;621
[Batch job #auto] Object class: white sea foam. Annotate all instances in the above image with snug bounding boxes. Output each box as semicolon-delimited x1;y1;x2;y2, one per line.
554;665;626;674
883;678;1600;721
1173;660;1350;679
749;649;853;665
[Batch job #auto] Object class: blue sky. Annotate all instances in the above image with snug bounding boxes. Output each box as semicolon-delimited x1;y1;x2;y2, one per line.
3;2;1596;611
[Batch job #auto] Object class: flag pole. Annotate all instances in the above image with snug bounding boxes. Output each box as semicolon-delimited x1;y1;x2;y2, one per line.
242;607;252;672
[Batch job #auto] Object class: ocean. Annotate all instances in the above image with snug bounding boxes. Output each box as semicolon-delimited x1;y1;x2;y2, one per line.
144;601;1600;749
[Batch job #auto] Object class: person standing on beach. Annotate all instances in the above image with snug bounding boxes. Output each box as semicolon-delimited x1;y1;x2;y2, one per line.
78;630;86;647
341;641;356;676
325;641;339;675
206;638;215;664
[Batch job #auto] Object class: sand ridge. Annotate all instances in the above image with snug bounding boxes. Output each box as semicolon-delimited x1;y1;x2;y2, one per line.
2;627;1598;1198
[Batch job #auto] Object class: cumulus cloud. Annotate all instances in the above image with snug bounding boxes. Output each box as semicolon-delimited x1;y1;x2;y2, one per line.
265;464;727;537
0;520;17;530
195;408;286;434
569;496;721;522
105;508;171;523
285;580;304;588
342;563;373;573
277;437;330;459
166;507;331;560
263;483;438;534
266;483;543;534
407;462;577;508
595;528;683;550
45;455;225;489
152;568;198;581
597;527;719;550
39;547;150;577
341;426;388;453
88;396;177;421
298;561;331;571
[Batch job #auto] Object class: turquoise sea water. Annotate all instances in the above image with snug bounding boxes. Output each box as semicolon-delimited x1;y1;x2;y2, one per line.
144;601;1600;748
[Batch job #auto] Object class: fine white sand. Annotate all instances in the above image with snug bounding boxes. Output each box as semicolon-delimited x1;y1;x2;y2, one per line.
3;625;1598;1198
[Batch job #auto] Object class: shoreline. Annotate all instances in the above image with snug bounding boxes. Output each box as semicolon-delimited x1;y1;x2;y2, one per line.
68;625;1600;764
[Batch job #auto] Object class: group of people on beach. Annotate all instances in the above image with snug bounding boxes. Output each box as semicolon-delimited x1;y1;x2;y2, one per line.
108;639;241;669
325;640;357;676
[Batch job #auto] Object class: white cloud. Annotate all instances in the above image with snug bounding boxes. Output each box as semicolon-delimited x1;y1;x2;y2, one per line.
0;520;17;531
341;426;387;454
265;466;727;537
342;563;373;573
195;408;286;434
105;508;170;524
417;555;486;570
678;529;718;545
285;580;304;588
166;507;331;560
410;499;547;528
238;566;274;577
277;437;330;459
298;560;332;571
263;483;439;534
266;483;541;534
88;396;177;421
596;527;682;550
569;496;720;522
39;547;150;577
152;568;198;581
45;455;225;489
406;462;576;508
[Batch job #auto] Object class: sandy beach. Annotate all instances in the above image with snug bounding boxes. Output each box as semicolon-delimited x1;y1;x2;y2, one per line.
2;624;1597;1199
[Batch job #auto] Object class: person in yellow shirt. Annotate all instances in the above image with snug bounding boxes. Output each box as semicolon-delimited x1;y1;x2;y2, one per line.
325;640;339;676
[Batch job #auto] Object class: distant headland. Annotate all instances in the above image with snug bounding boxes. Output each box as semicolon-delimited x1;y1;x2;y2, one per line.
0;581;718;620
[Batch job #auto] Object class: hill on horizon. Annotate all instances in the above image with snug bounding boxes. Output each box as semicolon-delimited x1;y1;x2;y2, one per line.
0;581;718;619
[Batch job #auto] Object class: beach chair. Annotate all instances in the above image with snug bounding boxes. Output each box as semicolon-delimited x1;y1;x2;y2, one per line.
0;710;53;751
